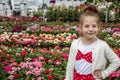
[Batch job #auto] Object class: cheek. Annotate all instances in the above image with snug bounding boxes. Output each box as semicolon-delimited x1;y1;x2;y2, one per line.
96;28;100;32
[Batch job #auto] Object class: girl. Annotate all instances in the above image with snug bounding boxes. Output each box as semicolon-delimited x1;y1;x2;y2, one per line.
65;5;120;80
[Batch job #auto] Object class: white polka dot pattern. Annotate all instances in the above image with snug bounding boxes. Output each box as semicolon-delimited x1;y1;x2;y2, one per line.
76;50;92;63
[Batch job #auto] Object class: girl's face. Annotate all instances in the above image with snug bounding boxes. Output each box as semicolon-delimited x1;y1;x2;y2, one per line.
80;16;99;40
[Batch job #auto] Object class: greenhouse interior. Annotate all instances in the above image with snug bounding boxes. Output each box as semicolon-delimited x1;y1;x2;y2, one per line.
0;0;120;80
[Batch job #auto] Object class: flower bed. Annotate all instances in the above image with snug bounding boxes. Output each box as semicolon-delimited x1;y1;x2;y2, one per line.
0;46;69;80
0;21;120;80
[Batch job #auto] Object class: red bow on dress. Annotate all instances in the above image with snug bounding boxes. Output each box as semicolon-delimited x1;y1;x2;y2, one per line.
76;50;92;63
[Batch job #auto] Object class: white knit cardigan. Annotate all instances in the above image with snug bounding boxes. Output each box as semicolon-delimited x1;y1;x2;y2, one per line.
65;37;120;80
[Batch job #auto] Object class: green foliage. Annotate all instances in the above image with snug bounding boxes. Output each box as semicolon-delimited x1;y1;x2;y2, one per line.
33;11;42;17
98;9;106;22
45;6;80;22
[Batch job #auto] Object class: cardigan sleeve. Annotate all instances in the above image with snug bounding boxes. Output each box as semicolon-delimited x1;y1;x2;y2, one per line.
101;42;120;79
65;39;77;80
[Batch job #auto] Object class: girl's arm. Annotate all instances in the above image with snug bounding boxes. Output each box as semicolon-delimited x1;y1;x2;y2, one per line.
101;42;120;79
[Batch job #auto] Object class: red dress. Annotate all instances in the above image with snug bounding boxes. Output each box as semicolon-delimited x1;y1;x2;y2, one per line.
74;50;95;80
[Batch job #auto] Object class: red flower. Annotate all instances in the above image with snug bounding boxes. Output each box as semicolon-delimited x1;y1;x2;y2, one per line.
23;40;32;45
115;49;120;54
11;25;22;33
0;58;2;61
8;54;12;58
21;50;27;57
112;28;120;33
0;50;3;54
63;54;68;61
14;73;19;78
50;51;55;55
44;57;49;61
2;61;8;66
46;70;51;74
13;37;19;42
62;76;65;80
108;71;120;78
114;49;120;58
48;74;54;80
50;0;56;3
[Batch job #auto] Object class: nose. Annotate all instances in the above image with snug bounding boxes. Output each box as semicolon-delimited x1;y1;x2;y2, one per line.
89;26;93;31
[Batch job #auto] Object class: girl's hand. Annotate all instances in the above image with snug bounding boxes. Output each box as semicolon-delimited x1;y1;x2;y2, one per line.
93;70;102;79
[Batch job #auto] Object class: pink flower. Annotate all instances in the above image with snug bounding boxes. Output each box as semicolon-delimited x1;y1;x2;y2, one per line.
39;56;45;60
23;40;32;45
26;71;32;75
8;75;14;80
108;71;120;78
37;77;42;80
34;62;42;68
15;52;20;56
31;39;37;44
25;58;31;61
41;48;48;53
71;26;79;31
65;47;70;51
2;61;8;65
31;24;38;30
32;78;35;80
112;28;120;33
54;46;60;50
11;62;17;66
33;58;38;62
48;60;53;63
63;54;68;61
61;28;65;32
61;37;66;42
10;59;14;63
50;51;55;55
5;66;12;72
34;70;41;76
65;27;70;32
56;60;61;65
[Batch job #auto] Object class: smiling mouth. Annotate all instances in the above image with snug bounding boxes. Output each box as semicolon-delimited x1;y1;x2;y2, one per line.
88;33;94;34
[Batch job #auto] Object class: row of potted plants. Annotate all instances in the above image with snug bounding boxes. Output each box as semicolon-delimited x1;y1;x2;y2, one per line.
0;21;120;80
0;44;120;80
0;32;78;47
0;45;69;80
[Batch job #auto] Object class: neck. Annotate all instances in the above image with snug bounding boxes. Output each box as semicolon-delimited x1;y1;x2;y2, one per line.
81;37;97;45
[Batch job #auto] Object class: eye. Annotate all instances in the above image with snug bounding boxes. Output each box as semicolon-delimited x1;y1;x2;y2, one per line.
84;25;89;28
92;25;97;28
